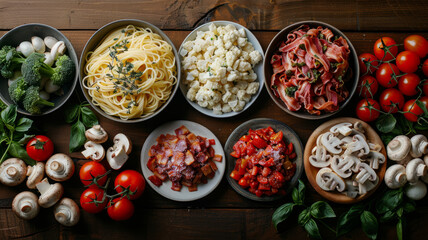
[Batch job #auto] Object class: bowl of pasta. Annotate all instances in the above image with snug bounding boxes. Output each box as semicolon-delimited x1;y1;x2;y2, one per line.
79;19;181;123
263;21;359;120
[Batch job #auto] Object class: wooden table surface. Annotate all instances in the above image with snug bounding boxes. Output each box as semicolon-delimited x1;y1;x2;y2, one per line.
1;0;428;239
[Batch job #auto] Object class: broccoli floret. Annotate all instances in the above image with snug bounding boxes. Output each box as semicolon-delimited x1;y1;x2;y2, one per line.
23;86;54;114
8;77;28;104
0;45;25;79
50;55;75;86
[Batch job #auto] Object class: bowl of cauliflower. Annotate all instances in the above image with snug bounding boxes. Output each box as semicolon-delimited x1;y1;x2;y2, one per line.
179;21;264;118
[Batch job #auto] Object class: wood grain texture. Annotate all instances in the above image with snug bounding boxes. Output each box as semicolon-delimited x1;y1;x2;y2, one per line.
0;0;427;31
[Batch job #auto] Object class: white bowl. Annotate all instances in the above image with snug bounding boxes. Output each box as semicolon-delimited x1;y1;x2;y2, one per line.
178;21;264;118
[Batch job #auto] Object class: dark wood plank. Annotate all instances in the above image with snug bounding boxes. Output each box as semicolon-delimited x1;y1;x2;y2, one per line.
0;1;427;31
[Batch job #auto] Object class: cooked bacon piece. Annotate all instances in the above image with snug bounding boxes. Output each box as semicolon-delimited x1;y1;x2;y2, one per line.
201;164;213;176
213;154;223;162
207;160;218;172
148;175;163;187
184;150;195;165
175;125;190;136
188;184;198;192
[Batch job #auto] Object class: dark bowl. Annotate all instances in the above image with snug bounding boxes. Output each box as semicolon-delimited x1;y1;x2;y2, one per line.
263;21;359;120
225;118;304;201
79;19;181;123
0;23;79;116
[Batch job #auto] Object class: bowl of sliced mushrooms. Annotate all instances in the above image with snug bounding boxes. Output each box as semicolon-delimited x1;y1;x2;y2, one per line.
303;117;387;204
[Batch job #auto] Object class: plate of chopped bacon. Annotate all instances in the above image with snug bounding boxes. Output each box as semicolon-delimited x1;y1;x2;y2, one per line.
141;120;225;201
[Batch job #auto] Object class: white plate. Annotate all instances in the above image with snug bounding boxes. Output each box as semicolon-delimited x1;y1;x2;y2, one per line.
140;120;225;201
178;21;264;118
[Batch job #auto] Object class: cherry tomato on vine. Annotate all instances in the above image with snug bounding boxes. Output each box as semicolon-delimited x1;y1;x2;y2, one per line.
107;198;134;221
80;188;107;213
356;98;381;122
396;51;420;73
398;73;421;96
403;99;424;122
373;37;398;61
379;88;405;113
357;75;378;98
423;81;428;96
419;96;428;109
404;35;428;58
376;63;400;88
423;59;428;78
26;135;54;161
114;170;145;200
358;53;379;75
79;161;108;188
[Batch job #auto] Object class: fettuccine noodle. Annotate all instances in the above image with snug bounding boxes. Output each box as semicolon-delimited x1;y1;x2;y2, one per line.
83;25;177;120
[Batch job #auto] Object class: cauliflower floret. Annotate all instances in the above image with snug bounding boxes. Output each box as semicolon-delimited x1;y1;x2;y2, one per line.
235;81;248;90
197;60;209;72
238;28;246;38
189;80;200;89
209;23;217;33
237;37;247;47
226;51;237;68
214;47;226;57
212;103;222;115
186;87;198;101
180;48;188;57
186;73;195;81
228;99;238;108
183;41;194;51
240;51;250;61
227;71;239;82
230;86;239;94
230;46;241;57
238;61;252;72
232;59;241;70
222;91;233;103
213;38;224;49
232;100;246;112
242;71;257;82
246;82;259;95
198;100;209;108
224;41;233;50
237;90;246;101
249;50;262;65
203;46;216;60
243;42;255;52
218;67;227;78
222;104;232;113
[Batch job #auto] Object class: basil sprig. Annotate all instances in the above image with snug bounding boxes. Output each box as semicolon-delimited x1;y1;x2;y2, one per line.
65;102;98;152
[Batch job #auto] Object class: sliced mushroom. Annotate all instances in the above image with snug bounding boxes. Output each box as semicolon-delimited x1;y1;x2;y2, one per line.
53;198;80;227
320;132;342;155
45;154;75;182
331;155;354;178
410;135;428;158
354;162;377;184
384;164;407;189
344;135;370;157
112;133;132;154
36;178;64;208
387;135;411;161
85;125;108;144
50;41;66;60
106;134;132;170
365;151;386;170
81;141;105;162
340;136;353;147
343;155;362;173
309;146;332;168
369;143;382;152
26;162;45;189
330;123;353;136
316;168;346;192
359;177;379;195
0;158;27;186
12;191;40;220
405;180;427;200
344;179;359;198
353;122;365;133
406;158;427;184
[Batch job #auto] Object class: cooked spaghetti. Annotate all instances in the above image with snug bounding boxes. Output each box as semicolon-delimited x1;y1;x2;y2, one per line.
83;25;177;120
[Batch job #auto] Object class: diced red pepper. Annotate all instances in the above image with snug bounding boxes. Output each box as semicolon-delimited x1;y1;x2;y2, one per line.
251;166;259;176
246;142;256;156
230;151;240;158
252;135;268;149
257;175;268;185
262;167;271;177
258;183;271;191
238;157;249;175
239;178;250;188
270;131;283;144
250;181;259;189
148;175;163;187
240;134;252;142
255;190;263;197
289;152;296;160
230;170;242;181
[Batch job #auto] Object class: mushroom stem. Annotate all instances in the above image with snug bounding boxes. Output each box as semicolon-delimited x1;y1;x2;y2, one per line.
55;208;71;223
20;201;33;213
36;178;51;194
7;167;17;177
51;161;64;173
396;172;406;184
417;164;427;177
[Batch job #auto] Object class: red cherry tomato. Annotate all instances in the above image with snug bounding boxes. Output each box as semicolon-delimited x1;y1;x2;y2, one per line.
79;161;108;188
404;35;428;58
423;59;428;78
26;135;54;161
419;96;428;108
373;37;398;61
80;188;107;214
358;53;379;75
115;170;145;200
396;51;421;73
403;99;424;122
379;88;405;113
376;63;400;88
107;198;134;221
357;75;378;98
356;98;380;122
398;73;421;96
423;81;428;96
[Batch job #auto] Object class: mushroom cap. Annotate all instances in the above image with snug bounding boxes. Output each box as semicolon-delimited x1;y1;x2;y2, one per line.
331;155;354;178
309;146;332;168
316;167;346;192
37;178;64;208
85;125;108;144
405;180;427;201
26;162;45;189
387;135;411;161
113;133;132;155
410;135;428;158
0;158;27;186
12;191;40;220
384;164;407;189
53;198;80;227
45;153;75;182
82;141;105;161
406;158;427;184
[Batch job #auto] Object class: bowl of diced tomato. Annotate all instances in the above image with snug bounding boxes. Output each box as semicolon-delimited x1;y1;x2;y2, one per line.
225;118;303;201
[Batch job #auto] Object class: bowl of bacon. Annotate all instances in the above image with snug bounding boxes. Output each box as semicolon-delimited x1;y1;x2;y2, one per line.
263;21;359;120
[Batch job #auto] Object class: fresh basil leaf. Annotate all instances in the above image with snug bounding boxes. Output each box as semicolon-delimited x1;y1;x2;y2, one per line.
15;118;33;132
380;210;396;222
1;105;17;126
310;201;336;219
18;134;35;145
298;208;311;226
397;218;403;240
69;120;86;153
376;188;404;214
80;106;98;128
292;179;305;205
416;100;428;116
376;114;396;133
304;218;322;239
8;141;36;166
403;201;416;213
336;204;364;237
272;203;295;230
414;122;428;131
360;211;378;240
65;105;80;123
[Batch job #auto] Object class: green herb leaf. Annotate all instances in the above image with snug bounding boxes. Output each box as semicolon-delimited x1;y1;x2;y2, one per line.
65;105;80;123
15;118;33;132
285;86;298;97
380;210;396;222
397;218;403;240
298;208;311;226
80;106;98;128
304;218;322;239
360;211;378;240
8;141;36;166
272;203;295;230
1;104;17;126
336;204;364;237
376;114;396;133
416;100;428;116
69;121;86;153
310;201;336;219
292;179;305;205
292;62;306;67
18;134;35;145
403;201;416;213
376;188;404;214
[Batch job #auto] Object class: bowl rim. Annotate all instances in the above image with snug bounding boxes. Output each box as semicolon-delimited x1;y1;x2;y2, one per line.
78;19;181;123
263;20;360;120
0;23;79;116
178;20;265;118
